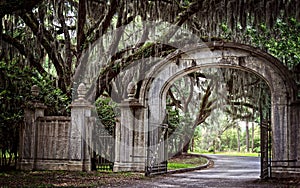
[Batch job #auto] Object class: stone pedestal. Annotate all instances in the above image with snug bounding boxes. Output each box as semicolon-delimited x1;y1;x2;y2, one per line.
114;83;146;172
69;83;93;171
18;85;47;170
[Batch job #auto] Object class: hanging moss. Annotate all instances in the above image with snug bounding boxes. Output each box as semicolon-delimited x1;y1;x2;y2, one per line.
1;0;299;100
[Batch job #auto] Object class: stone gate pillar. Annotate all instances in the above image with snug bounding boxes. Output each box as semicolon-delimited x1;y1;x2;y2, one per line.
272;99;300;177
18;85;47;170
114;82;146;172
69;83;93;171
289;101;300;172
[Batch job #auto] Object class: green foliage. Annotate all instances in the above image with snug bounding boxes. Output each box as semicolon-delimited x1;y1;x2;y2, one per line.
196;151;260;157
0;60;70;169
246;18;300;70
95;97;119;135
0;61;34;169
31;76;70;115
244;125;260;153
166;106;181;135
220;17;300;73
166;105;188;155
220;127;238;151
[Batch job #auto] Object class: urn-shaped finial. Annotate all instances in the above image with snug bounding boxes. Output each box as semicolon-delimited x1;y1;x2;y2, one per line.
31;85;40;97
77;83;86;99
127;82;136;99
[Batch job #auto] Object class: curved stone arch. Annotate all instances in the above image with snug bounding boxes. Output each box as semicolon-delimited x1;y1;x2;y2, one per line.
141;42;297;104
159;64;270;109
140;42;298;175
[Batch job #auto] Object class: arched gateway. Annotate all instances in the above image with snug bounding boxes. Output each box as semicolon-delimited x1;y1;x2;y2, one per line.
114;42;300;178
19;42;300;178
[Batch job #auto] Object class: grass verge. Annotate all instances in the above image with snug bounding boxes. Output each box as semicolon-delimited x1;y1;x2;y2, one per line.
167;154;208;170
193;151;260;157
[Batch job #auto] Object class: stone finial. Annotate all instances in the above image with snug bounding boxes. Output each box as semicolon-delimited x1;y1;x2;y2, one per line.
127;82;136;99
77;83;86;99
31;85;40;97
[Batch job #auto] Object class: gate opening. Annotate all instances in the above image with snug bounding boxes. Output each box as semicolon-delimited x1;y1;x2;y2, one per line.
91;97;116;171
148;67;273;178
117;42;298;177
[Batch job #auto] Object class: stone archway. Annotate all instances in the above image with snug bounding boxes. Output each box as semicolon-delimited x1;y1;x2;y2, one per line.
114;42;299;178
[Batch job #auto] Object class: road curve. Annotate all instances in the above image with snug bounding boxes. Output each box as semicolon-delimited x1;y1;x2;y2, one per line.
193;154;261;179
109;154;298;187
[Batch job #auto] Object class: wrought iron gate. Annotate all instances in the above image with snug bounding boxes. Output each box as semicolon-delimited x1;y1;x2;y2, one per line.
260;107;272;179
145;121;168;176
91;118;115;171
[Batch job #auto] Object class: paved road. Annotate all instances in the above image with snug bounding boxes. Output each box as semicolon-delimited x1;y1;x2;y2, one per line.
109;154;297;188
190;154;261;179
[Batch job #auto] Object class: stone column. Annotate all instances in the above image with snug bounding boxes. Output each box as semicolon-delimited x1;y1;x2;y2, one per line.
18;85;47;170
114;82;146;172
288;101;300;173
69;83;93;171
272;98;300;177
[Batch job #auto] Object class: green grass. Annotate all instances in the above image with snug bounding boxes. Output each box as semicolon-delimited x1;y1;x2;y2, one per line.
168;163;197;170
167;155;208;170
192;151;260;157
167;152;259;170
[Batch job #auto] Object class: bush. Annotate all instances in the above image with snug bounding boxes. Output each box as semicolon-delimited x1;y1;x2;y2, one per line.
0;61;70;170
208;147;215;153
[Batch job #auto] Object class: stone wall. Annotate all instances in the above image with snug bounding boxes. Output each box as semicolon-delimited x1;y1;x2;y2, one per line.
18;104;71;170
18;84;93;171
18;116;71;170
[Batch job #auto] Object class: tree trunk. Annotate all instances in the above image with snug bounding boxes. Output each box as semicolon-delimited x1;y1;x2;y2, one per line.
237;125;241;152
246;120;250;152
251;122;255;152
191;137;195;152
174;130;193;156
182;139;190;153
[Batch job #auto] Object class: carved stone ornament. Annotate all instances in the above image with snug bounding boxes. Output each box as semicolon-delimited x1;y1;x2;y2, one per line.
77;83;86;99
127;82;136;99
31;85;40;97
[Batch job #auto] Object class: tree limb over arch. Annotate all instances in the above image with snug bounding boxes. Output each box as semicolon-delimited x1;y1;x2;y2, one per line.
0;0;43;16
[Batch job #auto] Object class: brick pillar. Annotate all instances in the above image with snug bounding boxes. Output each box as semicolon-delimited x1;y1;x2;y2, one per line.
18;85;47;170
69;83;93;171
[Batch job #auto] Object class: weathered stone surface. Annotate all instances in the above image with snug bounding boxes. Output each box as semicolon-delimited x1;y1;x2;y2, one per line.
18;115;71;170
69;83;93;171
114;93;146;172
19;83;94;171
135;42;299;177
18;99;47;170
19;43;300;178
